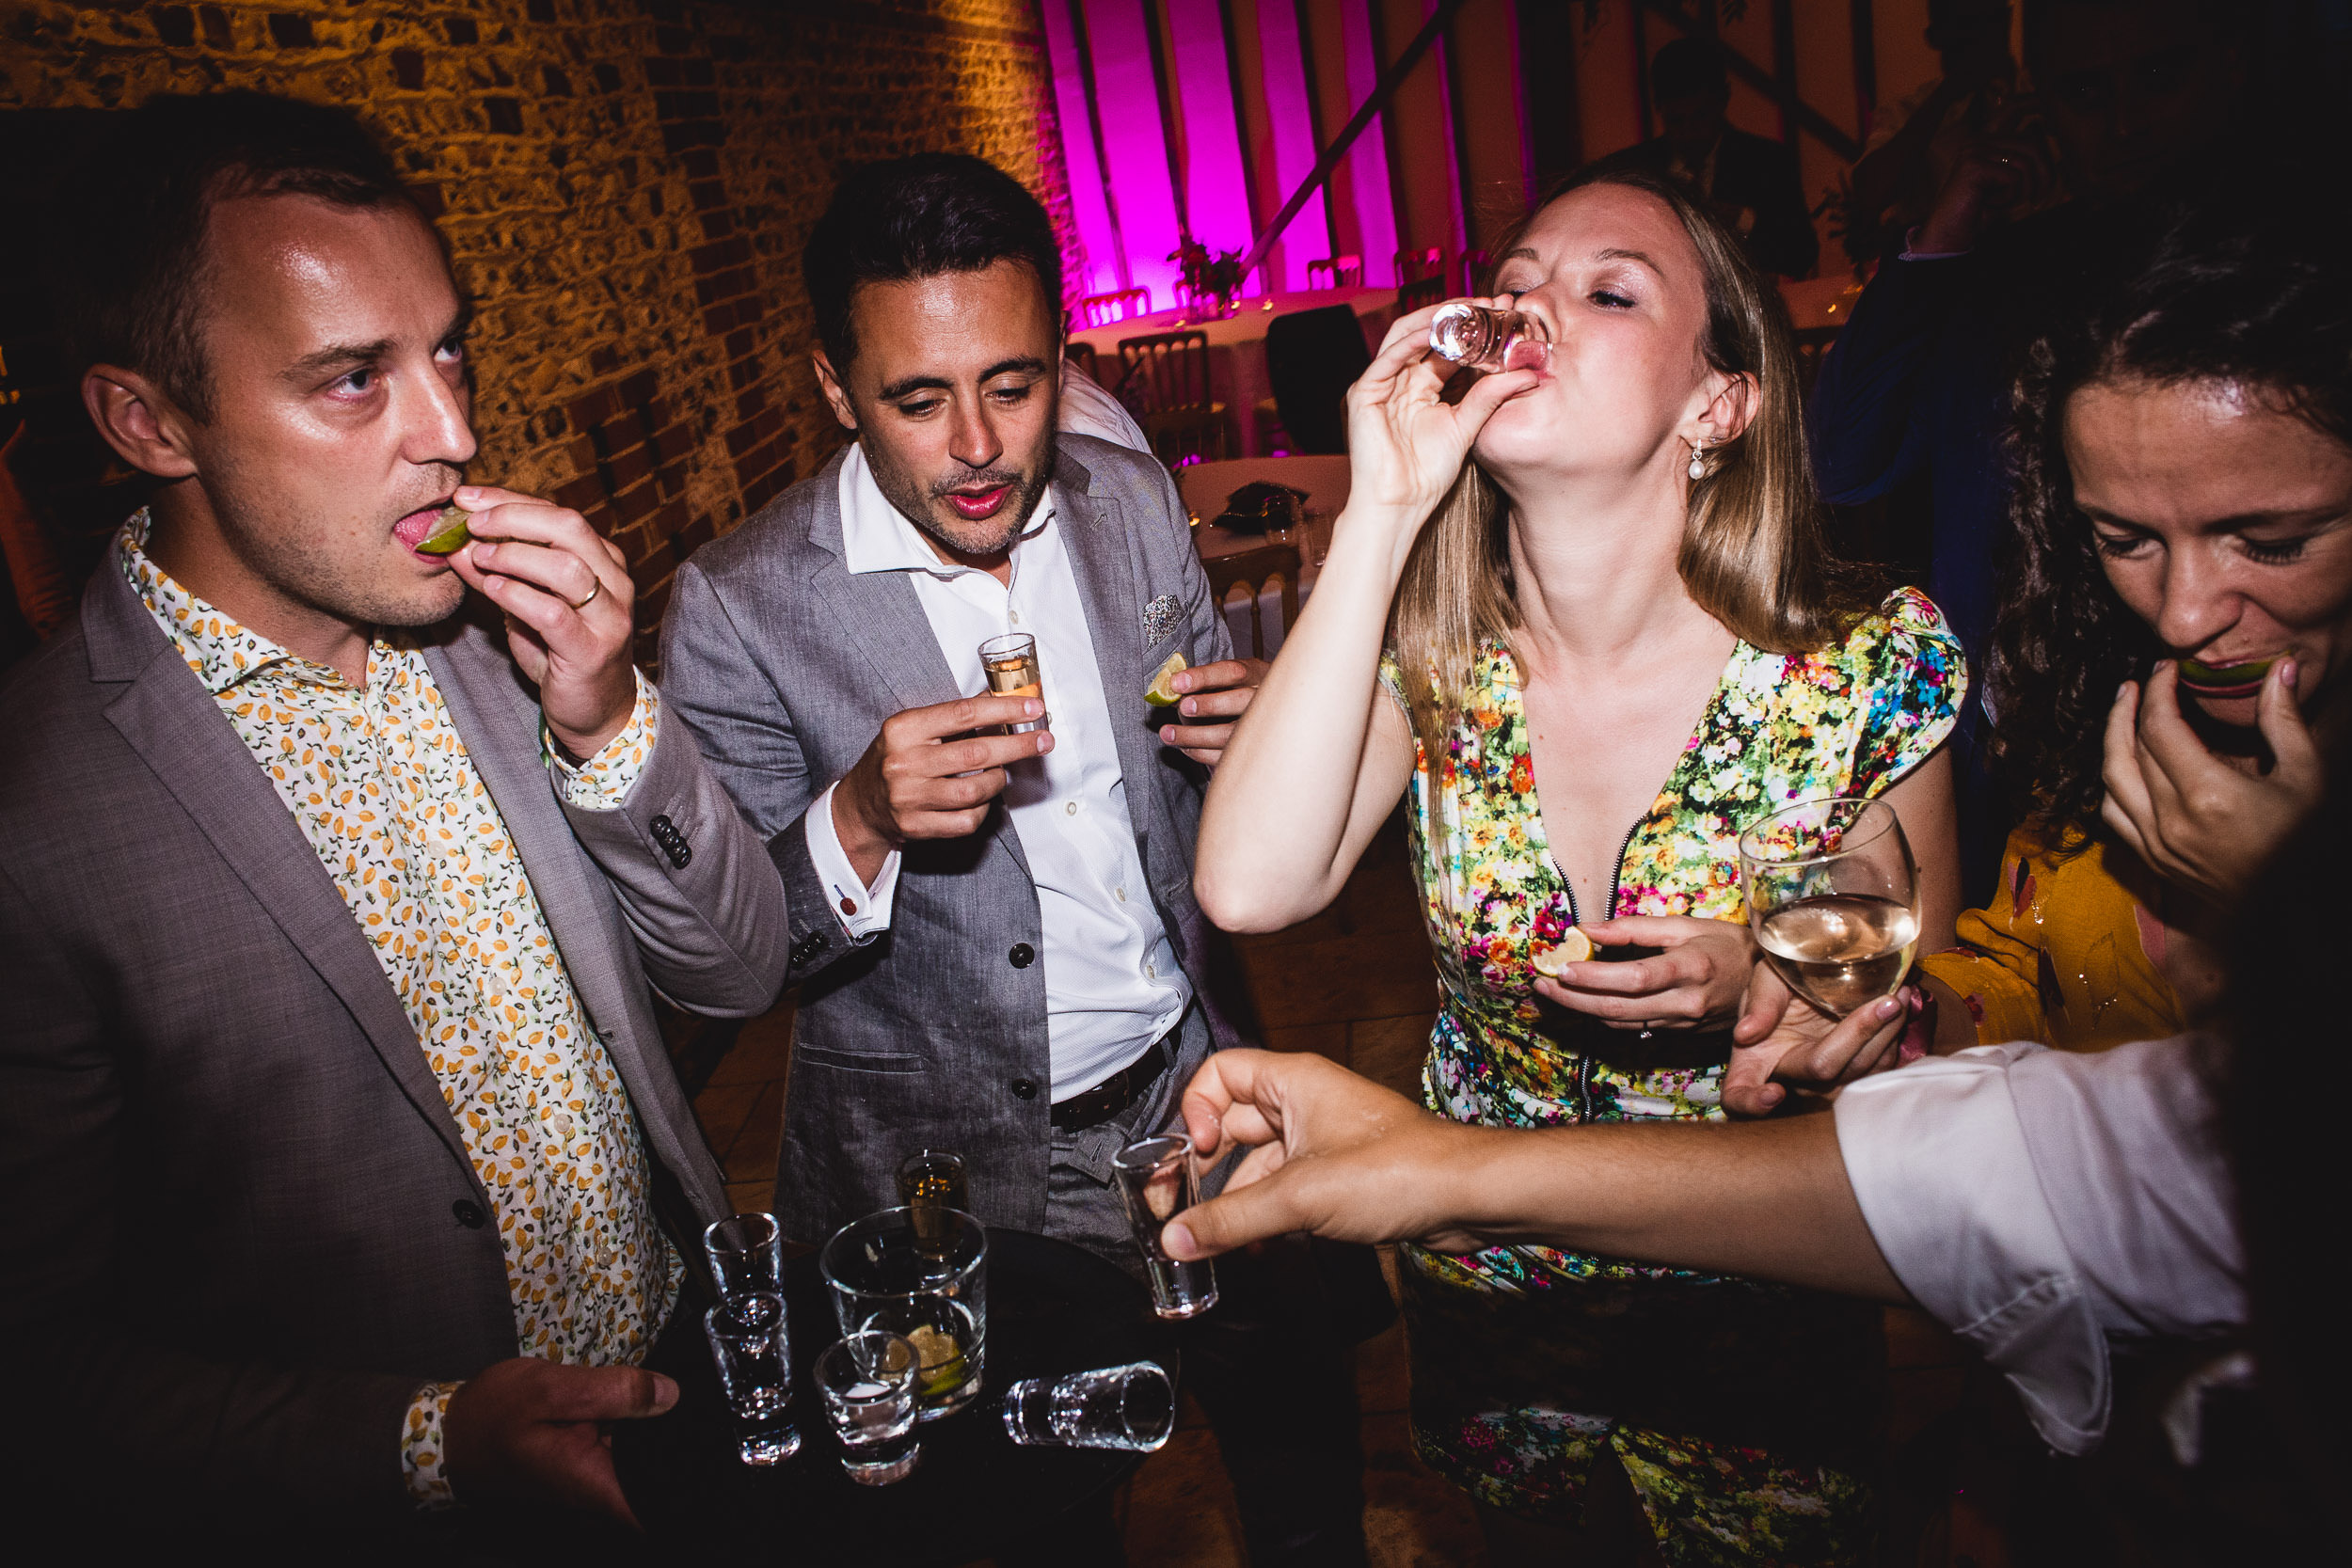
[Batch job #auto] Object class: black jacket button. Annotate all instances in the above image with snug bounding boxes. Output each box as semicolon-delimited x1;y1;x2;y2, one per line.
453;1198;487;1229
1010;1078;1039;1100
1009;942;1035;968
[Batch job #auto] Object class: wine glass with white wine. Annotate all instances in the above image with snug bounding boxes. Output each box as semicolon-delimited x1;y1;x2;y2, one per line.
1737;798;1920;1017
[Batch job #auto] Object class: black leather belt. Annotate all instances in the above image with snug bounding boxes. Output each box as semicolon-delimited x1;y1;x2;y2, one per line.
1049;1037;1173;1132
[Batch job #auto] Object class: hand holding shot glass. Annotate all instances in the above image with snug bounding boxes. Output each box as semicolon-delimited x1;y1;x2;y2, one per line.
1113;1135;1218;1320
980;632;1047;735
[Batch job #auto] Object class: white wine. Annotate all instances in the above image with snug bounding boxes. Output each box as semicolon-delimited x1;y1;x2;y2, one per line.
1756;895;1919;1016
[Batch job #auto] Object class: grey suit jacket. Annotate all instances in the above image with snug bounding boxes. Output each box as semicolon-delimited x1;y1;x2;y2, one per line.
0;558;788;1511
660;436;1243;1243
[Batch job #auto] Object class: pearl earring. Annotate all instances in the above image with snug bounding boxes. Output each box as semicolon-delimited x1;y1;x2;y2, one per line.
1688;442;1707;481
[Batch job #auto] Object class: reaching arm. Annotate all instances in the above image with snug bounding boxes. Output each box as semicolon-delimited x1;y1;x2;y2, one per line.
1166;1047;1908;1303
1194;302;1539;932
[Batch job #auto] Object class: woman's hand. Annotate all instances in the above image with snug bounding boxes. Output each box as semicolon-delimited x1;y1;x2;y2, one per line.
1534;915;1761;1032
1340;298;1542;541
2102;659;2324;904
1722;969;1918;1117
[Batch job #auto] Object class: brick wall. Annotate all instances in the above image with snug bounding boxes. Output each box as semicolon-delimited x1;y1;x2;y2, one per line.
0;0;1079;661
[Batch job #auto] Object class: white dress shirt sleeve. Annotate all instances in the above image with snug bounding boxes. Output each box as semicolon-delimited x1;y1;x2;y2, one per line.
803;780;902;941
1834;1034;2244;1458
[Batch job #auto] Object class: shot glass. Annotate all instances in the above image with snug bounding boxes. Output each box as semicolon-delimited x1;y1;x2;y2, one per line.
821;1206;989;1420
815;1331;922;1485
1001;1361;1176;1452
979;631;1047;734
1428;300;1550;375
896;1149;970;1258
704;1211;786;1298
704;1291;801;1466
1112;1134;1218;1320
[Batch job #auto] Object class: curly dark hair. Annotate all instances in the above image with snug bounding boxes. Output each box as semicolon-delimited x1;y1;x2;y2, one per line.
1991;178;2352;841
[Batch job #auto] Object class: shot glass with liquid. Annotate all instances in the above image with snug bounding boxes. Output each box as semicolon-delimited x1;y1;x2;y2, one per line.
1429;301;1550;375
979;631;1047;735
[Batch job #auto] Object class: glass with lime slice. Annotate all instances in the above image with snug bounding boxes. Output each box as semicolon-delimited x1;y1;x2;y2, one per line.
820;1206;988;1421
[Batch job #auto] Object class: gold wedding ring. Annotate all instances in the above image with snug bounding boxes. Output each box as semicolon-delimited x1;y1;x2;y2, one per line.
568;579;602;611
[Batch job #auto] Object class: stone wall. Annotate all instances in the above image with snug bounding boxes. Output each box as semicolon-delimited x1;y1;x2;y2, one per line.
0;0;1077;659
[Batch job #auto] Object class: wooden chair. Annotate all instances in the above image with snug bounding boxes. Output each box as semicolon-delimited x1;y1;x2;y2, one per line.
1394;246;1443;281
1207;542;1302;660
1073;288;1150;330
1306;255;1363;290
1396;273;1448;314
1456;249;1491;293
1064;340;1102;386
1143;405;1231;468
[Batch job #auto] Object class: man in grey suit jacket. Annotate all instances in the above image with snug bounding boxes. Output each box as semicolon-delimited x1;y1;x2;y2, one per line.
660;153;1372;1567
0;94;786;1542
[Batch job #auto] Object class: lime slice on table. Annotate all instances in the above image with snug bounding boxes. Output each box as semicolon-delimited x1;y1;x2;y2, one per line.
1144;650;1188;706
412;505;472;556
1529;927;1594;977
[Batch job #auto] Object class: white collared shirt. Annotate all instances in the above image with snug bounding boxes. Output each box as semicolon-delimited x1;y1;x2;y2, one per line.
804;443;1189;1101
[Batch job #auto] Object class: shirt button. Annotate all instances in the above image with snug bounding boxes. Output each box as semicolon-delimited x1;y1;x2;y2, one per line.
1009;610;1021;624
452;1198;486;1229
1115;887;1127;902
1010;1077;1039;1100
1009;942;1035;968
1146;963;1157;978
1064;800;1078;816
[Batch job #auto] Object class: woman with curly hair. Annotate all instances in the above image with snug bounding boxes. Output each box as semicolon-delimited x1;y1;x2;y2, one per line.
1919;183;2348;1052
1195;166;1965;1564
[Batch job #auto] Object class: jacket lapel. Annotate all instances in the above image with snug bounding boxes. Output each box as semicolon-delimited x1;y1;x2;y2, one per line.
84;570;475;1176
1057;471;1159;863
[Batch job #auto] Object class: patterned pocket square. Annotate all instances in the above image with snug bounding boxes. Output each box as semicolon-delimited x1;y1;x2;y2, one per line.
1143;594;1182;644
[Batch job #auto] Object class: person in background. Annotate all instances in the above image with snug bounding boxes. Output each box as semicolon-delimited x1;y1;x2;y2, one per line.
1611;38;1820;280
1915;176;2343;1053
1808;0;2249;904
656;152;1377;1567
1193;164;1963;1564
1844;2;2022;261
0;92;787;1546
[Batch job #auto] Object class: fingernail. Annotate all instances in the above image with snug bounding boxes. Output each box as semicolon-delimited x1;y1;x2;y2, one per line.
1180;698;1196;716
1161;725;1178;743
1172;673;1191;692
1164;1221;1195;1259
1876;996;1901;1020
1025;699;1041;716
1037;732;1053;751
651;1373;678;1409
2280;658;2298;689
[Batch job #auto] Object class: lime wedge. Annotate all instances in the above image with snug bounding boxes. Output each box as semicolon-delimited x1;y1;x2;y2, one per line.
1144;650;1188;706
412;506;472;556
1530;927;1594;977
2179;654;2280;689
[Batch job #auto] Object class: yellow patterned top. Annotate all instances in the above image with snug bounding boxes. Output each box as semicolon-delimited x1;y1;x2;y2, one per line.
118;515;680;1507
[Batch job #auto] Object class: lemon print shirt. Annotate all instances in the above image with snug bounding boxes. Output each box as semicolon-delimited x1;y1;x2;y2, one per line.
119;515;680;1507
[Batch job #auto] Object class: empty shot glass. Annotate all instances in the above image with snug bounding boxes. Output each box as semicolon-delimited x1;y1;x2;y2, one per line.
979;631;1047;734
897;1149;971;1258
1428;300;1550;375
1001;1361;1176;1452
704;1291;801;1465
815;1331;922;1485
704;1212;786;1297
1112;1135;1218;1320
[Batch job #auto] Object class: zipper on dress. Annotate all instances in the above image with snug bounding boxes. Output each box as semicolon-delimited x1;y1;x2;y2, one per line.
1560;817;1642;1126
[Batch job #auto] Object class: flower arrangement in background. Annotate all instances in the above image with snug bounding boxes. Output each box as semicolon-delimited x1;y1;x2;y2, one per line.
1169;234;1246;318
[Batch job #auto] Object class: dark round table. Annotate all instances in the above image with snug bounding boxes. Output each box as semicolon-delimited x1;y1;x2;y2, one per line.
615;1228;1179;1563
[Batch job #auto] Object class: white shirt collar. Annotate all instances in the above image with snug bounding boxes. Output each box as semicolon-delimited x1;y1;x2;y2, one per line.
838;441;1056;579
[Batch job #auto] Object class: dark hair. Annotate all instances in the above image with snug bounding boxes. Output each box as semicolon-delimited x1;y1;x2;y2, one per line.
803;153;1062;372
1649;39;1729;103
1993;174;2352;839
47;91;415;423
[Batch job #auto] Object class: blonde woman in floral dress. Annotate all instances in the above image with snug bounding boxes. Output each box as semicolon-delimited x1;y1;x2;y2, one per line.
1196;167;1964;1565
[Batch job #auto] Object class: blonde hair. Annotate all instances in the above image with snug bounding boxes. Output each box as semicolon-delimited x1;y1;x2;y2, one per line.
1391;167;1869;767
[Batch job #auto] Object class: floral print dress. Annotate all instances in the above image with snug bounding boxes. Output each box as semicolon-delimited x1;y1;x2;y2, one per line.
1382;588;1965;1564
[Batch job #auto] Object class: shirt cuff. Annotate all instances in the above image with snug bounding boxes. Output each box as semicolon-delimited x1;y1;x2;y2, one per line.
1897;225;1971;262
547;670;660;809
401;1380;462;1509
805;781;901;941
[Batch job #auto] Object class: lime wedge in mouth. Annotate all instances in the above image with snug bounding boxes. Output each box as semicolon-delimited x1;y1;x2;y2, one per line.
1145;650;1188;706
2179;654;2280;690
412;506;472;556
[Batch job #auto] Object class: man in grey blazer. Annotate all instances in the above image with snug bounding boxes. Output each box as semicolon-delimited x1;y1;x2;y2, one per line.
0;94;786;1543
660;154;1373;1567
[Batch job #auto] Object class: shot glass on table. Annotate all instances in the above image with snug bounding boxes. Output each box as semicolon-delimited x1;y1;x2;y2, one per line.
896;1149;969;1257
704;1291;801;1466
704;1211;786;1297
815;1331;923;1485
1112;1134;1219;1320
978;632;1047;734
1001;1361;1176;1452
820;1206;989;1420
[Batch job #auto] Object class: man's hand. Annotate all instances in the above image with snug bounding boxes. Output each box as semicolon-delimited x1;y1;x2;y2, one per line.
1165;1049;1492;1259
1158;657;1270;765
1913;112;2056;255
834;694;1054;885
1534;915;1760;1033
442;1357;677;1527
2103;659;2324;905
446;483;637;761
1723;968;1916;1117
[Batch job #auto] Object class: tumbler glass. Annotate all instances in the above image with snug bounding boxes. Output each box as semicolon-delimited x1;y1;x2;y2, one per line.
820;1206;989;1420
